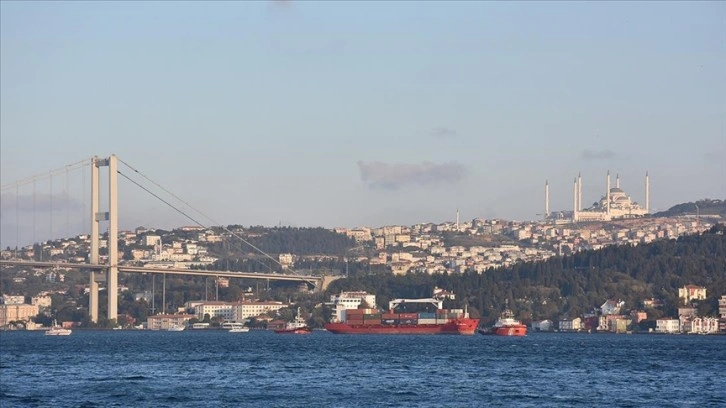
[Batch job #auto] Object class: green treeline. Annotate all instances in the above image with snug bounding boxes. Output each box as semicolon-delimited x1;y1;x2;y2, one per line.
209;226;357;258
328;225;726;326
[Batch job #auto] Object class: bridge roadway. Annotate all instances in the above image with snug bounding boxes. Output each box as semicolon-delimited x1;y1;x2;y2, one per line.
0;260;323;286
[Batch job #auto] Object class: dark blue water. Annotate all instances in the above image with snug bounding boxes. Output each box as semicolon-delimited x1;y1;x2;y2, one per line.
1;330;725;407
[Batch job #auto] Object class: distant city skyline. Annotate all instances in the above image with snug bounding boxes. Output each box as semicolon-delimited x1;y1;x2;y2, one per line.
1;1;725;247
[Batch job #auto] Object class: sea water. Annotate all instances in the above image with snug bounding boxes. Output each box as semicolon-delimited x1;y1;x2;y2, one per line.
1;330;724;407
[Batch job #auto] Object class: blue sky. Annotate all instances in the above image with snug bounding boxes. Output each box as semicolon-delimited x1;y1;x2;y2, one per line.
1;1;724;246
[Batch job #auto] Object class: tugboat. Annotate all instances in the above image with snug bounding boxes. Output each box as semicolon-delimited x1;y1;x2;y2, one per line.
274;308;312;334
479;301;527;336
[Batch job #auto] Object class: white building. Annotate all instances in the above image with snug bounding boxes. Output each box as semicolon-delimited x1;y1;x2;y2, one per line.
2;295;25;305
147;314;194;330
234;301;288;321
144;235;162;247
656;318;680;334
31;295;52;308
193;302;235;321
688;317;720;334
532;320;553;332
679;285;707;304
329;291;377;323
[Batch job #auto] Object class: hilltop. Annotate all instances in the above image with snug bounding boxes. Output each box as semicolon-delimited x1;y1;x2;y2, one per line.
653;198;726;218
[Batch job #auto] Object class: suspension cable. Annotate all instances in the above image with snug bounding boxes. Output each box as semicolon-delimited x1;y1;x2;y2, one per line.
1;158;91;191
116;159;291;273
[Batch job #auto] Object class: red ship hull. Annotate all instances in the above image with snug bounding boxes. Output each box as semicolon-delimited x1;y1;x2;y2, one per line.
324;319;479;335
479;325;527;336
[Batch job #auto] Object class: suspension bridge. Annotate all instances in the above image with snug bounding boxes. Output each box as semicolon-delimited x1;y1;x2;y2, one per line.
0;155;338;323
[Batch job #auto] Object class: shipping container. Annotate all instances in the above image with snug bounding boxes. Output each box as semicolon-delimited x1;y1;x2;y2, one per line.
363;319;382;325
364;314;381;320
398;313;417;319
398;319;417;325
418;313;436;319
345;319;365;325
417;319;439;325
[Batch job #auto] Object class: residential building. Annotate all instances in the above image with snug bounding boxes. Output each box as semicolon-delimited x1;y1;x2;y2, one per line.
31;295;52;308
600;300;624;315
656;318;680;334
679;285;707;304
559;317;582;331
688;317;720;334
532;320;553;332
146;314;194;330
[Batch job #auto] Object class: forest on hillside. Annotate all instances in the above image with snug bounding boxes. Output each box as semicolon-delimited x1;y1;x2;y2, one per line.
653;198;726;217
327;224;726;325
207;226;358;260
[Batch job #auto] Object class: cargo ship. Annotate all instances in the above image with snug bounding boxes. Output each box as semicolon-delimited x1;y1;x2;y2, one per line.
478;303;527;336
324;298;479;335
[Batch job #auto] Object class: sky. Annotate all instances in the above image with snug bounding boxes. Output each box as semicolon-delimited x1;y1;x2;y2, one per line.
1;1;725;247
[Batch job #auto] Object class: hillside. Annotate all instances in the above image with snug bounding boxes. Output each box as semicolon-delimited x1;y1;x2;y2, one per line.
653;198;726;218
328;224;726;325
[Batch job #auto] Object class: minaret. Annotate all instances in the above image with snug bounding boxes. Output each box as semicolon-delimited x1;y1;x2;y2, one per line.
616;174;620;189
578;172;582;211
545;180;550;219
645;171;650;214
606;171;611;216
573;177;578;222
456;209;460;230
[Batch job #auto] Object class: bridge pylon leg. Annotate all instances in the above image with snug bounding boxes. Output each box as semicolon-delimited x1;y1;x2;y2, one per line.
89;156;100;323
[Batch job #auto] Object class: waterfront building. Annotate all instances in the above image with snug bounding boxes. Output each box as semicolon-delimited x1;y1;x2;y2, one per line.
234;301;287;321
193;301;235;321
146;314;194;330
531;320;553;332
559;317;582;332
0;304;40;327
688;317;720;334
719;295;726;318
656;318;680;334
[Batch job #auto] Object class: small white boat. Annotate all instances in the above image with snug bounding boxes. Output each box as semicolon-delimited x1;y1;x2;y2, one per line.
229;327;250;333
167;324;186;331
45;320;72;336
229;326;250;333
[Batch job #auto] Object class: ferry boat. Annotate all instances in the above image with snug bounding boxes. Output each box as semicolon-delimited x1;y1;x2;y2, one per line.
45;320;72;336
479;304;527;336
274;309;312;334
324;298;479;335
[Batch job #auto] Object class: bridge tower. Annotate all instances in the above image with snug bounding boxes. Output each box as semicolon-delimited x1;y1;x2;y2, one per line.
89;155;119;323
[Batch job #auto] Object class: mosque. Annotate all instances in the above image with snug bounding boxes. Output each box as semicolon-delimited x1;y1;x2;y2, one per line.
544;172;650;222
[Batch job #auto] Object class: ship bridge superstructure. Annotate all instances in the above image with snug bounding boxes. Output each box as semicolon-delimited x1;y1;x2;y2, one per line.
389;298;444;311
